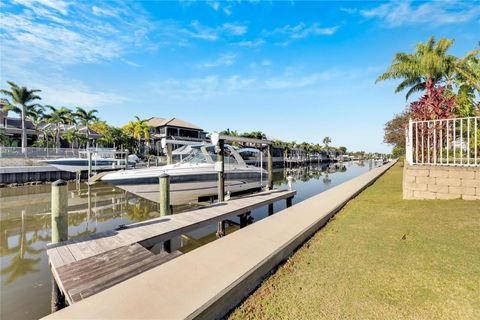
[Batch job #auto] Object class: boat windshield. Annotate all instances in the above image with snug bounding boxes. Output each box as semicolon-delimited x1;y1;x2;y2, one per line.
178;145;244;165
180;148;209;164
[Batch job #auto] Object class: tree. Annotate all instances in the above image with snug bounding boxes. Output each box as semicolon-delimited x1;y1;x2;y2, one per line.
376;36;479;101
323;137;331;150
75;107;99;148
91;121;132;148
0;81;42;151
409;86;456;120
384;111;410;155
122;116;151;153
43;105;71;148
338;146;347;154
63;128;82;150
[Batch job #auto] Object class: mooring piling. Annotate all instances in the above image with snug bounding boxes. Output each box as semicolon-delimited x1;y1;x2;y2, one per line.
51;179;68;312
159;173;171;217
51;180;68;243
267;144;273;190
159;173;171;252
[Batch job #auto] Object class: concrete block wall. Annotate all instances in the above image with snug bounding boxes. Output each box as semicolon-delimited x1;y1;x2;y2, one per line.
403;162;480;200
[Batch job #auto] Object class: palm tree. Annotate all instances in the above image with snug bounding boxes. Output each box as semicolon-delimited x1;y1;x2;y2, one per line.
75;107;99;148
63;128;82;150
123;116;151;153
323;137;331;150
0;81;42;151
43;106;71;149
376;36;479;100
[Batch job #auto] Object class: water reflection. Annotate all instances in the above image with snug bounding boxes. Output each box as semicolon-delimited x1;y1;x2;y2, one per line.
0;160;379;320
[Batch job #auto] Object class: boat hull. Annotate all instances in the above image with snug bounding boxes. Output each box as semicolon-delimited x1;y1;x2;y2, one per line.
102;167;267;205
44;159;134;172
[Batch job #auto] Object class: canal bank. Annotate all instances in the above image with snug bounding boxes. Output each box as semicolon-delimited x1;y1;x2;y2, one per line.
42;161;395;319
230;161;480;320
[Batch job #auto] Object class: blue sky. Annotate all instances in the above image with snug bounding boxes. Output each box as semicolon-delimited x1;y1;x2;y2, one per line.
1;0;479;152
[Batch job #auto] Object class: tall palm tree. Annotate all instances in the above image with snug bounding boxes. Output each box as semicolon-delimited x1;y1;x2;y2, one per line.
376;36;479;100
0;81;42;151
323;137;331;150
75;107;99;148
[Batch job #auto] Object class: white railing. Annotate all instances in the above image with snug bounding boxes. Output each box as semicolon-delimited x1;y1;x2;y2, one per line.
0;147;116;159
406;116;479;166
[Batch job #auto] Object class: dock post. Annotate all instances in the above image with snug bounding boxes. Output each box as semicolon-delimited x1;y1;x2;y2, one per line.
159;173;171;217
217;139;225;202
166;144;173;165
51;179;68;311
239;211;251;228
286;197;293;208
159;173;171;252
51;180;68;243
267;144;273;190
125;150;129;170
87;150;92;179
216;138;225;237
268;203;274;216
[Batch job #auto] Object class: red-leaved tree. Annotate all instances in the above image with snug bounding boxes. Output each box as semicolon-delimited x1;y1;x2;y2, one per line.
409;85;456;121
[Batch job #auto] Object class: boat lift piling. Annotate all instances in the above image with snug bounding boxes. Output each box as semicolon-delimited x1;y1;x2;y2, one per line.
211;133;274;233
87;150;92;179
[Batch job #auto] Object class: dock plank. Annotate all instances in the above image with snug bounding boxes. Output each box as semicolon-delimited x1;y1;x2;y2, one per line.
53;242;182;304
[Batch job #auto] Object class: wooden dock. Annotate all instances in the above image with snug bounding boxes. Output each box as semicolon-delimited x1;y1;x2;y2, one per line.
47;189;296;305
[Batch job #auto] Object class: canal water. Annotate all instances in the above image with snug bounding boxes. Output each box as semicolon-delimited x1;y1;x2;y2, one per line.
0;160;380;319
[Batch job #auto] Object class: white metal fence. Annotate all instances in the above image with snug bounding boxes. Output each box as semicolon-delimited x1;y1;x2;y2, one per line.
406;116;479;166
0;147;115;159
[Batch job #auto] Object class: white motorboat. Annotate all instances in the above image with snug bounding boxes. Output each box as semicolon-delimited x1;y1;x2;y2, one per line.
100;145;267;204
43;149;136;172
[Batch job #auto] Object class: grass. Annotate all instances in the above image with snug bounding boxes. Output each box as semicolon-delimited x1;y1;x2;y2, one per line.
229;162;480;320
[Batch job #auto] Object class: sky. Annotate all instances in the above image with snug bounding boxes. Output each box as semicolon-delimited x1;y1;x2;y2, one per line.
1;0;479;153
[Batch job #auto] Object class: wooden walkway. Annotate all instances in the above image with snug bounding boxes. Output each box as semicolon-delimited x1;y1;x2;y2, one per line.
47;189;295;305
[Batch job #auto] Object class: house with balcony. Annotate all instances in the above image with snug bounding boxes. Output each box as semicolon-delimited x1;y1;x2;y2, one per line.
145;117;207;152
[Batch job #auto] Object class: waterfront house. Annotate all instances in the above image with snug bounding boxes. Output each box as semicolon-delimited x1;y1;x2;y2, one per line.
145;117;208;152
1;113;40;147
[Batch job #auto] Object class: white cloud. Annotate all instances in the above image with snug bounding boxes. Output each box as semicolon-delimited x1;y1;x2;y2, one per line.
40;82;128;107
360;1;480;27
261;59;272;66
182;20;248;41
265;70;343;89
196;54;237;68
207;1;220;11
237;39;265;47
270;22;339;39
223;6;232;16
14;0;70;15
0;1;155;69
150;67;361;98
222;23;248;36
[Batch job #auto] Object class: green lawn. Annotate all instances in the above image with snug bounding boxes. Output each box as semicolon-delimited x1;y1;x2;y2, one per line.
229;162;480;320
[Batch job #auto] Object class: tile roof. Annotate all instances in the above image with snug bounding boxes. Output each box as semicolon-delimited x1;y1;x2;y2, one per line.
145;117;203;131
